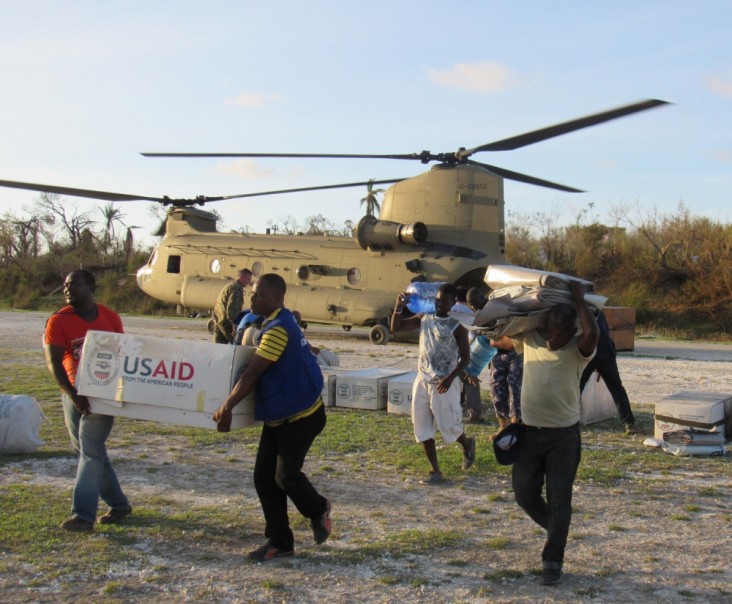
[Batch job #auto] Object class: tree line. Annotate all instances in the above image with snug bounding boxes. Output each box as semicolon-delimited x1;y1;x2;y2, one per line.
1;195;729;338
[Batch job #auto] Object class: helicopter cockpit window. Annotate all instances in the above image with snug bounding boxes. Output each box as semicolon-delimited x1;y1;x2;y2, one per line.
252;261;264;277
167;255;181;274
347;267;361;285
148;248;158;266
210;259;221;274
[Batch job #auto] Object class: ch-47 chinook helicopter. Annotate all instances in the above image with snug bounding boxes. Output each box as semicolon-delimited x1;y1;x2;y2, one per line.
0;99;667;344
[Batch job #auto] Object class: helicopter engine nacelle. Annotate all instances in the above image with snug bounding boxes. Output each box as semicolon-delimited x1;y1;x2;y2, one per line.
355;215;428;251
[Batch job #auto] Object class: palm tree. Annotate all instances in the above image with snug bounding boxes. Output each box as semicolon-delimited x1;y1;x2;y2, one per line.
99;203;126;247
360;179;385;217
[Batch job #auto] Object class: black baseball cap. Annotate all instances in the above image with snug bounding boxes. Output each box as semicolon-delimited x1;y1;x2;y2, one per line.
493;422;525;465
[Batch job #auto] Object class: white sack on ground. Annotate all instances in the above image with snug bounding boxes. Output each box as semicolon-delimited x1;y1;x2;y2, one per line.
663;430;726;446
661;442;727;457
580;373;617;425
0;394;46;454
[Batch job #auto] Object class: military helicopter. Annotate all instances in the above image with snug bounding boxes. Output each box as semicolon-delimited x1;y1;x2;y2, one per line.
0;99;667;344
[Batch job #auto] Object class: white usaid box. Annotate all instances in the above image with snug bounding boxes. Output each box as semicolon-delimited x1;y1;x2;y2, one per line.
77;331;256;430
654;391;729;440
387;371;418;416
335;368;410;410
320;367;351;407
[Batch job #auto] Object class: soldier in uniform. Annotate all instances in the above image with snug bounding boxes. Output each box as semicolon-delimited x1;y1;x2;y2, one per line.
212;268;252;344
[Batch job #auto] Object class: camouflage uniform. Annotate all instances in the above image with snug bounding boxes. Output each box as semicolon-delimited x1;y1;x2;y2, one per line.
488;350;523;422
212;280;244;344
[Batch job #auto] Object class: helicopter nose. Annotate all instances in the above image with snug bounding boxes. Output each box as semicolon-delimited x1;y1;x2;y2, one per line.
136;264;149;290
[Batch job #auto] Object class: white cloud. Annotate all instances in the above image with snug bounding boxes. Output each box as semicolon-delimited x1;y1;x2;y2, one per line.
427;61;515;93
710;149;732;164
215;159;276;179
223;91;286;108
705;71;732;99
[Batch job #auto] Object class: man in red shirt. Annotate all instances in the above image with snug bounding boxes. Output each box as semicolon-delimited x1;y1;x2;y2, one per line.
44;270;132;532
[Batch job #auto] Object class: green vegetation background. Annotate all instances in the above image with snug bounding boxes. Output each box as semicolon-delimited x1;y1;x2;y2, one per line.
1;196;730;339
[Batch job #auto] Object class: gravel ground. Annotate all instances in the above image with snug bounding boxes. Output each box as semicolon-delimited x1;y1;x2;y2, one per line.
1;311;731;603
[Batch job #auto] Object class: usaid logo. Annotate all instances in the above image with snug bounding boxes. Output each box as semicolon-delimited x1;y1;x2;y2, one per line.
337;383;351;399
389;390;404;406
85;345;120;386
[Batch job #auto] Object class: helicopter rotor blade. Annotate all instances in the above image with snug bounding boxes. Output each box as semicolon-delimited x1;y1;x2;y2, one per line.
141;151;423;161
216;178;405;201
467;160;584;193
0;179;166;204
0;177;405;208
459;99;670;158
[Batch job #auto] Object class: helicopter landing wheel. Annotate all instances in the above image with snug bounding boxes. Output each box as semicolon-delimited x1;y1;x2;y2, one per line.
342;325;352;332
369;324;390;346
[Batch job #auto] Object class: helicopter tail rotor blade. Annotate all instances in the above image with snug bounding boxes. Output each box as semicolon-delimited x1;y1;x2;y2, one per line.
469;161;584;193
460;99;670;157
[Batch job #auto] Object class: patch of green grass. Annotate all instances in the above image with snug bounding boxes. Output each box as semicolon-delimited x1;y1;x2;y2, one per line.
261;579;285;590
608;524;626;532
102;580;124;594
698;486;719;497
595;567;620;578
471;507;491;515
483;569;524;582
485;537;510;550
447;558;469;567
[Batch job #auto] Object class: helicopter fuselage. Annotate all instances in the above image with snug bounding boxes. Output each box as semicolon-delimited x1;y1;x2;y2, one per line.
135;164;506;335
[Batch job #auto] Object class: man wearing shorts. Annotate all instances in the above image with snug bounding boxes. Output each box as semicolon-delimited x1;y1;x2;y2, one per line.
391;283;475;484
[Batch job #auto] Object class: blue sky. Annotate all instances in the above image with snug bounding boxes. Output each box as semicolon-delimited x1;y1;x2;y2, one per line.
0;1;730;244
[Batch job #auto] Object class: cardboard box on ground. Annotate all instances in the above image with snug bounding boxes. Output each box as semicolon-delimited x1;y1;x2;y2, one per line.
387;371;419;416
335;368;411;410
654;391;731;442
77;331;256;430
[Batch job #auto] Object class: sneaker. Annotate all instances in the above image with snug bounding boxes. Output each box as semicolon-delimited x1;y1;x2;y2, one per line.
462;437;476;470
624;423;637;435
311;499;332;545
541;561;563;586
540;567;562;586
61;517;94;532
419;470;444;485
99;505;133;525
247;542;294;561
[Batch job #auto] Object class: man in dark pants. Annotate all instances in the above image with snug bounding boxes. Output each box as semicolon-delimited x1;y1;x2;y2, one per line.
579;311;636;434
493;281;598;586
214;273;331;561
